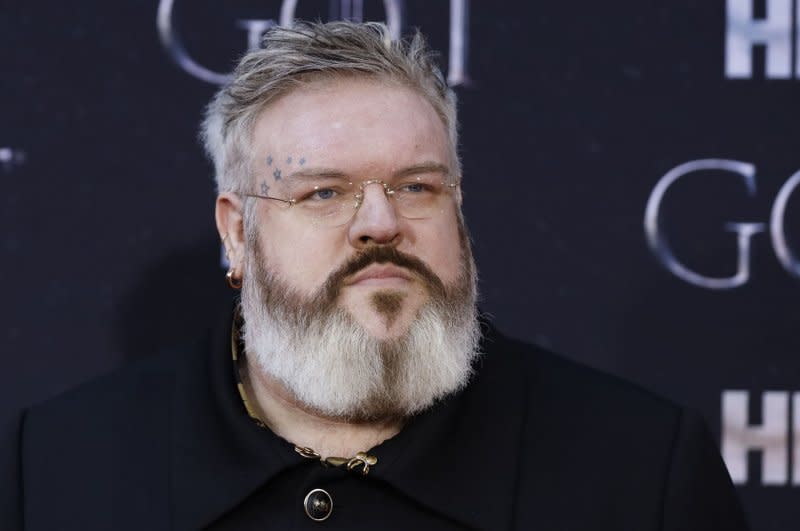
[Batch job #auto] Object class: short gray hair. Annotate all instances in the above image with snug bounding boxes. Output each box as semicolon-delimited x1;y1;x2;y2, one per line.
200;20;459;194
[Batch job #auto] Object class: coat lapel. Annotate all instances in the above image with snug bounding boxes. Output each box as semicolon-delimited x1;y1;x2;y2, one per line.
374;327;529;529
169;316;297;530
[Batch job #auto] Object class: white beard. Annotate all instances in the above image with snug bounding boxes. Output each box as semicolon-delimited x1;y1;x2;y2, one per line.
240;230;481;421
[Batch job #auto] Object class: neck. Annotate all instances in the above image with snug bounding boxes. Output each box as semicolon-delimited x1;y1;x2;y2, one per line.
243;359;404;458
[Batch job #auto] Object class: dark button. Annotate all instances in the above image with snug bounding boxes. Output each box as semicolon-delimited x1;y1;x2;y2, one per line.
304;488;333;522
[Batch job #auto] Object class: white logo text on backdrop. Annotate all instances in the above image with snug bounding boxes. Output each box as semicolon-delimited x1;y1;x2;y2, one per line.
722;390;800;486
157;0;470;86
645;159;800;289
726;0;800;79
0;147;26;173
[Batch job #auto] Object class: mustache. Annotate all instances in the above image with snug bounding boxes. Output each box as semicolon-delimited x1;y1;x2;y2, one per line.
321;245;446;302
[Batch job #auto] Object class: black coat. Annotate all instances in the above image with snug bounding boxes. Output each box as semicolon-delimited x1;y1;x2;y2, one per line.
16;316;748;530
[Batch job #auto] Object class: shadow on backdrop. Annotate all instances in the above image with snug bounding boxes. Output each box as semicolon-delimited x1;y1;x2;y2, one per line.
112;238;234;362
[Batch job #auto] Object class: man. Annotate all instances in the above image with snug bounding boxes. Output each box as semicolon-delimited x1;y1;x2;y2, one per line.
17;21;748;530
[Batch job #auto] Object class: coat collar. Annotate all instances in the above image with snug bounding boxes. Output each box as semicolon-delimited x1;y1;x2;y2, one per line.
169;309;297;530
371;326;528;530
169;310;528;529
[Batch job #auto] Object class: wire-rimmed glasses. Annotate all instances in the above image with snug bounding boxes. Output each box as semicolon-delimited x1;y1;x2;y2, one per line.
243;174;459;227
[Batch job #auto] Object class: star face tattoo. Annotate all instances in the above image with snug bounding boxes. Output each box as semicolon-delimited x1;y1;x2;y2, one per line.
265;154;307;183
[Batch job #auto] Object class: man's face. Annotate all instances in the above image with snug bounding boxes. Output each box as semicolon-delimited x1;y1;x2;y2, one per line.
247;78;464;339
225;77;480;419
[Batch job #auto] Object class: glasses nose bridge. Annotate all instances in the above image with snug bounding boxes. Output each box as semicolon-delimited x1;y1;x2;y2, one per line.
354;179;394;210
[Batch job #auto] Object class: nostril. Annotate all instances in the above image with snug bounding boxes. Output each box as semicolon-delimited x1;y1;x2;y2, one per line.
357;232;399;246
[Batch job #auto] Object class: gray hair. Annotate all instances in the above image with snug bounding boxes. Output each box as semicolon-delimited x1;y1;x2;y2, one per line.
200;20;459;194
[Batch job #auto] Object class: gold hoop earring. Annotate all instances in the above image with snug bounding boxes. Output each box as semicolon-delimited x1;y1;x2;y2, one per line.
226;269;242;290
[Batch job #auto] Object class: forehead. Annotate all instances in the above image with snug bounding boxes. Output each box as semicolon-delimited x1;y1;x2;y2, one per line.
251;77;450;176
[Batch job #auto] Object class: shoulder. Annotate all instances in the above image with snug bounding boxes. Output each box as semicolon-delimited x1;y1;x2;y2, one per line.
19;344;207;529
24;300;235;432
21;341;207;477
479;324;682;426
476;325;746;529
476;323;685;486
24;345;194;434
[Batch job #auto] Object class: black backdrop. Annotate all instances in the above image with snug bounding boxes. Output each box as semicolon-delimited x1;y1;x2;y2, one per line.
2;1;799;529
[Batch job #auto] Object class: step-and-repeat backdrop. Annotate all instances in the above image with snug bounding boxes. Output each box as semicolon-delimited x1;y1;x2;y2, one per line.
2;1;797;528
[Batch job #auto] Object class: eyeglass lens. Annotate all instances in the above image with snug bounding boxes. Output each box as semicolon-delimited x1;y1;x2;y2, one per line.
282;176;455;227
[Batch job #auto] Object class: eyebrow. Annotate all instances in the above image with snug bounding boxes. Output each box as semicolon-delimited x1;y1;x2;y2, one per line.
393;162;451;179
287;161;451;181
286;168;349;180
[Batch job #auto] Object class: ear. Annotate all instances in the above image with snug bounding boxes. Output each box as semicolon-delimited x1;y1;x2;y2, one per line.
215;192;246;275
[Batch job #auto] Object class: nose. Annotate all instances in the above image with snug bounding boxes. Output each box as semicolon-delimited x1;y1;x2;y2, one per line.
347;182;402;247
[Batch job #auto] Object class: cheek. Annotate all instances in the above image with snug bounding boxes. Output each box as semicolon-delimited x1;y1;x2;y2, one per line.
257;217;348;290
415;215;463;284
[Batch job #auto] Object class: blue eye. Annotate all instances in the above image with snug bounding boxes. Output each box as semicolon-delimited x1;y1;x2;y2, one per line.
313;188;337;200
401;183;425;193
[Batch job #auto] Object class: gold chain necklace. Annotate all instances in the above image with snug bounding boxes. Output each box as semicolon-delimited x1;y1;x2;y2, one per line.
230;314;378;476
293;446;378;475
